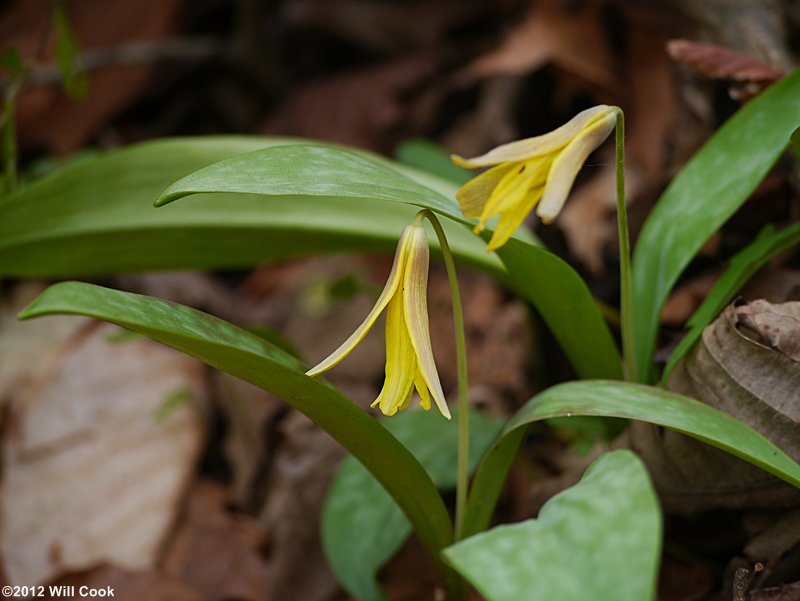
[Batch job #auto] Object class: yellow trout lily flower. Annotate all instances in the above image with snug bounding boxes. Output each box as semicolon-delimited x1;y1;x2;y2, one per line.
452;105;618;251
306;217;451;419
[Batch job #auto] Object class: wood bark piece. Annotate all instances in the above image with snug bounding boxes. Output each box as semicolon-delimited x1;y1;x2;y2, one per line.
1;322;205;585
631;300;800;512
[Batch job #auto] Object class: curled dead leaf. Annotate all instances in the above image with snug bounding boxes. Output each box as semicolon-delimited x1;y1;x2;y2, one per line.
631;299;800;513
666;39;784;83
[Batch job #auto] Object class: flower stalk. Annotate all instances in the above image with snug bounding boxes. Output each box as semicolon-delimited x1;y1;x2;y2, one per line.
613;108;634;382
419;210;470;541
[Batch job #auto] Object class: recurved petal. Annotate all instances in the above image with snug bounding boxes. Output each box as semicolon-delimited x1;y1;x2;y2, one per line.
402;226;451;419
455;162;516;219
537;109;616;224
451;105;613;168
486;184;544;251
372;290;417;416
306;225;411;376
414;368;432;411
475;156;549;234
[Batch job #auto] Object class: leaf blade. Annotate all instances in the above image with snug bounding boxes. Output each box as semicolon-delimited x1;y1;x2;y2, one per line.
446;450;661;601
0;137;498;277
18;281;458;590
463;379;800;540
323;409;503;601
663;221;800;379
631;70;800;382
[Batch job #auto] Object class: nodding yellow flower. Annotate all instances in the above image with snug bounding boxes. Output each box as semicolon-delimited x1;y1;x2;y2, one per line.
306;216;451;419
452;105;617;252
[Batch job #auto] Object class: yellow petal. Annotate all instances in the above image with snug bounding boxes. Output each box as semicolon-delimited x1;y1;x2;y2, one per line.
455;163;515;219
451;105;613;168
414;368;432;411
537;110;616;223
372;288;416;416
402;225;451;419
306;225;411;376
478;156;551;245
486;184;545;251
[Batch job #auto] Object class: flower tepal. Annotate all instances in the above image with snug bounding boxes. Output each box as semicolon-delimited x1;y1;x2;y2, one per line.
306;217;451;419
452;105;617;251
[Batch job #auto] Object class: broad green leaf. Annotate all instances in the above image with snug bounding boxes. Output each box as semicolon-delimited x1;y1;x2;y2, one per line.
631;70;800;383
663;221;800;379
446;450;661;601
17;282;459;593
157;143;621;380
0;137;496;277
323;409;503;601
157;143;468;219
395;138;473;185
463;380;800;539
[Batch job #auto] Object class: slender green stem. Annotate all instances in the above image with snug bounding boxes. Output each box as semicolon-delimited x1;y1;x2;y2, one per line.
419;209;470;541
613;107;634;382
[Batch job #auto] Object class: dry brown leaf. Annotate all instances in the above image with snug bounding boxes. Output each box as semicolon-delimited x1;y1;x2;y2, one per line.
1;0;185;154
161;480;267;601
1;321;205;585
630;300;800;513
458;0;616;90
0;283;89;400
666;39;784;83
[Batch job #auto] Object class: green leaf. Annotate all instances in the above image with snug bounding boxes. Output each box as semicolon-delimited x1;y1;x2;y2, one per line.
323;409;503;601
157;142;621;380
445;450;661;601
157;143;466;219
507;381;800;487
17;281;459;592
663;221;800;380
53;1;88;99
792;126;800;160
394;138;473;185
0;137;497;276
1;136;618;379
495;238;622;380
631;70;800;383
463;380;800;540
